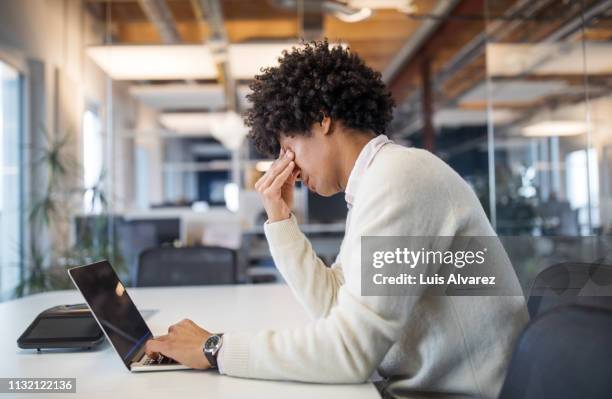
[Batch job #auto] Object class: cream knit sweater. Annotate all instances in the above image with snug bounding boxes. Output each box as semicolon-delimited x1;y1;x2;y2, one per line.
219;144;528;398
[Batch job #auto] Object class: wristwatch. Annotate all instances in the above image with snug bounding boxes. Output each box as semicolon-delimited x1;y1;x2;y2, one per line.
203;333;223;369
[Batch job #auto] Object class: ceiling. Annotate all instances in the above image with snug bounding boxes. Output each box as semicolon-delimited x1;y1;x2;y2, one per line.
84;0;612;141
86;0;433;73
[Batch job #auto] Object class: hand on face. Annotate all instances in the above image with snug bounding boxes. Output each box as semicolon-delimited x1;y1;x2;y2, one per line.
144;319;212;369
254;147;300;223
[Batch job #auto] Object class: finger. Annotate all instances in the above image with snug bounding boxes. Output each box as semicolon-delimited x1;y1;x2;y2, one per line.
255;152;282;191
295;168;301;181
285;167;298;186
254;173;267;191
256;157;284;191
272;150;293;172
268;161;295;192
260;151;294;190
145;339;168;357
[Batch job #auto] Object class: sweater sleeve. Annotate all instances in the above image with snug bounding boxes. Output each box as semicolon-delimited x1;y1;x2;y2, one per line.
262;213;345;320
219;155;458;383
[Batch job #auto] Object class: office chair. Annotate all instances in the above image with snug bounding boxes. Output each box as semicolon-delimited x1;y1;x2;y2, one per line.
135;246;237;287
498;304;612;399
527;262;612;318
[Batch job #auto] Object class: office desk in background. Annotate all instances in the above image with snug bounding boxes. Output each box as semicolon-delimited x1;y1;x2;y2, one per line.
1;284;378;398
241;223;345;280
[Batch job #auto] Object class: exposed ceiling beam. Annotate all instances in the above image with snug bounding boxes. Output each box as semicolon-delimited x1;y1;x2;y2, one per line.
382;0;460;84
545;0;612;42
388;0;485;103
198;0;227;42
138;0;181;43
389;0;548;137
392;0;612;138
196;0;237;111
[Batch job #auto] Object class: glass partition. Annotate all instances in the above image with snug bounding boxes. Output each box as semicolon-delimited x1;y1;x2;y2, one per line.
484;0;610;237
484;0;612;287
0;60;22;299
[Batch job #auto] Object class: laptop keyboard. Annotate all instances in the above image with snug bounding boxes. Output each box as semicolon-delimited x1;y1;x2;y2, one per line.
143;354;177;366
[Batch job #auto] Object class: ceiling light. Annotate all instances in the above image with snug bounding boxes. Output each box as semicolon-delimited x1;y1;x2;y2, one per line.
159;112;223;134
160;112;248;150
486;42;612;77
90;42;346;81
227;43;298;79
347;0;415;12
334;7;372;23
433;109;518;127
129;84;226;110
87;45;217;80
522;121;590;137
460;80;569;104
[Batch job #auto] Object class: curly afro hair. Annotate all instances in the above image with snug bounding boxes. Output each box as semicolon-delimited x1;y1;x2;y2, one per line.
244;39;395;157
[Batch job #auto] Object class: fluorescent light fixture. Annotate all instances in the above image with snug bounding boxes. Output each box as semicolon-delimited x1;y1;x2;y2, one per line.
522;120;589;137
89;42;346;81
88;43;296;81
460;80;569;104
486;42;612;76
227;42;347;80
129;84;226;110
159;112;224;134
433;108;517;127
228;43;297;80
348;0;415;12
87;45;217;80
334;7;372;23
255;161;273;172
160;111;248;150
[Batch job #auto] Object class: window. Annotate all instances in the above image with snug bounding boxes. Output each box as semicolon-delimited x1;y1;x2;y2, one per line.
566;148;600;233
0;60;22;298
82;108;103;213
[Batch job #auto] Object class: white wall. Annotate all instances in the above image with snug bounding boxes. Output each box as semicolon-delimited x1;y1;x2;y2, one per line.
0;0;140;260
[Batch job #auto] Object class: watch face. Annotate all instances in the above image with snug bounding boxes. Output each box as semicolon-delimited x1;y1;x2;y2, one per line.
205;335;220;350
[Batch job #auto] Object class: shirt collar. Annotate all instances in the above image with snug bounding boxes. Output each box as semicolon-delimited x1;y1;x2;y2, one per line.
344;134;393;208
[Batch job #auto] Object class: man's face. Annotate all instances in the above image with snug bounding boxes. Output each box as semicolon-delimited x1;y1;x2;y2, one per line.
278;126;339;197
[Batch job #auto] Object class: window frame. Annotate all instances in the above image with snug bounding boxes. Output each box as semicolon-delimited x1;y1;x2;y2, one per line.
0;48;26;299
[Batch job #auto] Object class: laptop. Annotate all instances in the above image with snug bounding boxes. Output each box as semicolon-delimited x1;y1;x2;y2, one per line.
68;260;189;372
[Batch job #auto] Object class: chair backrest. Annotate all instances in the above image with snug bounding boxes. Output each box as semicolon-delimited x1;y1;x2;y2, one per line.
136;246;237;287
527;262;612;318
499;304;612;399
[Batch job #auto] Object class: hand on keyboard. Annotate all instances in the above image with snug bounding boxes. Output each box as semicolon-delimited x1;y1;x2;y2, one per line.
144;354;177;365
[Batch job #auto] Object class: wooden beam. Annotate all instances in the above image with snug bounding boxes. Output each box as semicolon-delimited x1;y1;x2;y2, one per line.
226;19;298;42
116;20;209;42
388;0;485;104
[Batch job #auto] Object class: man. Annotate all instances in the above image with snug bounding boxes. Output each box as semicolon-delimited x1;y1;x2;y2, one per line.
145;40;528;398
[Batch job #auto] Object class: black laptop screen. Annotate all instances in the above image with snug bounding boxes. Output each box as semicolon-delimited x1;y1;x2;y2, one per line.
69;261;152;368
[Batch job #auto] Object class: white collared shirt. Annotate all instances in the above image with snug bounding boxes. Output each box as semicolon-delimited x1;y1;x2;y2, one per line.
344;134;393;209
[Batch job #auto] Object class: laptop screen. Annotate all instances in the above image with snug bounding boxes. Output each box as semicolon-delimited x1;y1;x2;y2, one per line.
69;261;152;368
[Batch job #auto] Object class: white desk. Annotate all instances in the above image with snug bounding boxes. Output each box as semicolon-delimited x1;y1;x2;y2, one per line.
1;284;378;398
